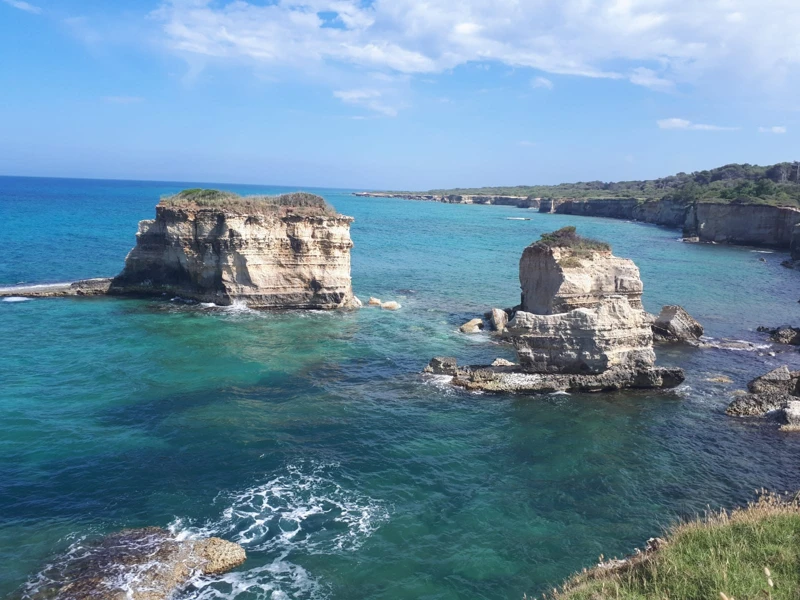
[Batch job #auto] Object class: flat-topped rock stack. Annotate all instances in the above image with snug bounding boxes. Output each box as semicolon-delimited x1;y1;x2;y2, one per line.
426;227;684;393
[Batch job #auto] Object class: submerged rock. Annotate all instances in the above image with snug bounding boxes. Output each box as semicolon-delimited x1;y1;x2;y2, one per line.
22;527;245;600
109;190;358;309
651;305;704;343
424;356;459;376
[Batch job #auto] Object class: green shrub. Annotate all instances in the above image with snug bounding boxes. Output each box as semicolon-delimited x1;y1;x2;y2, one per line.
535;227;611;256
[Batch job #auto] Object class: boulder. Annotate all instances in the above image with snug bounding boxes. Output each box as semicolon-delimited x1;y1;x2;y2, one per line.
424;357;459;376
489;308;509;332
757;325;800;345
491;358;515;367
781;400;800;431
651;305;704;343
381;301;401;310
368;297;382;306
25;527;245;600
459;318;484;333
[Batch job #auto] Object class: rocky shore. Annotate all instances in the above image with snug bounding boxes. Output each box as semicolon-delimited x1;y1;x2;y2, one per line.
358;190;800;251
426;227;685;393
24;527;246;600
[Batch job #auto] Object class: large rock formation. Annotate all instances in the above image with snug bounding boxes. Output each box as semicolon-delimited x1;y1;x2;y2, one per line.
109;190;358;309
427;227;684;393
23;527;246;600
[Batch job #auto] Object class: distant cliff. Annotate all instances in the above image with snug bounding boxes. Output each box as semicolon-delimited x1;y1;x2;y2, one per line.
109;190;359;309
354;192;539;208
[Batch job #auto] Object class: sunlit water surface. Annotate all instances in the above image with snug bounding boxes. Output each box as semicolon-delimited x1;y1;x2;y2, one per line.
2;176;800;599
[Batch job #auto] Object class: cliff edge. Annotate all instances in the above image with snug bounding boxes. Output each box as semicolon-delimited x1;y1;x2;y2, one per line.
109;189;358;309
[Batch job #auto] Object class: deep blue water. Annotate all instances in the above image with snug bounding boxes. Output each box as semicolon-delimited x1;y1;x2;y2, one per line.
2;175;800;599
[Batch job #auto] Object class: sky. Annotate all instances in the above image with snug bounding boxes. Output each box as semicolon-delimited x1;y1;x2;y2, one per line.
0;0;798;190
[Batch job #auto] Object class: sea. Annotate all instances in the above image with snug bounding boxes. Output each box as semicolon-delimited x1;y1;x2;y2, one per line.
2;175;800;600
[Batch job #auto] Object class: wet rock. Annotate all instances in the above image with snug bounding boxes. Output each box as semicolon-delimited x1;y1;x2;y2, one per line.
651;305;704;343
23;527;245;600
424;357;459;376
368;297;382;306
757;325;800;345
726;366;800;420
381;301;401;310
459;318;484;333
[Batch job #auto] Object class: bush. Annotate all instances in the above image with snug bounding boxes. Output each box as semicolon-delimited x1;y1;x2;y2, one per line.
159;189;337;217
544;492;800;600
535;227;611;256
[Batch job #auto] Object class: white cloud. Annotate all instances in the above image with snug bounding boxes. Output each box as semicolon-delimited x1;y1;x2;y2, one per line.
152;0;800;100
657;118;738;131
759;126;787;134
2;0;41;14
531;77;553;90
518;140;536;147
629;67;674;92
333;89;398;116
103;96;145;104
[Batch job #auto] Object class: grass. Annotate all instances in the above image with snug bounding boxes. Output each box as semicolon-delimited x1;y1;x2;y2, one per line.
536;227;611;259
541;492;800;600
159;189;338;217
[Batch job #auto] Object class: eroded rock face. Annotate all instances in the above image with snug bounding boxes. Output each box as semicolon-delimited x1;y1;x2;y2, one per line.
424;229;684;393
519;244;643;314
508;297;655;374
22;527;246;600
651;305;704;343
109;200;357;309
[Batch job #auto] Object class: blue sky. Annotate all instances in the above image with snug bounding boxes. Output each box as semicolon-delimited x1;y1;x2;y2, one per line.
0;0;798;190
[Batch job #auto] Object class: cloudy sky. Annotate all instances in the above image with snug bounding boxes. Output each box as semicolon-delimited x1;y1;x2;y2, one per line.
0;0;798;189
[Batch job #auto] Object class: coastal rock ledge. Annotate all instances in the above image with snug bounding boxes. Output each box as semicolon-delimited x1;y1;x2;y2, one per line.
23;527;246;600
109;190;358;309
425;227;684;393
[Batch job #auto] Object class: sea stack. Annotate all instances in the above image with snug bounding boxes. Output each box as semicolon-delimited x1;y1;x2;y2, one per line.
109;189;358;309
426;227;684;393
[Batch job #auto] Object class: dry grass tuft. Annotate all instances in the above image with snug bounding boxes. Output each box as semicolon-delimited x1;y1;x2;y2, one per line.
540;491;800;600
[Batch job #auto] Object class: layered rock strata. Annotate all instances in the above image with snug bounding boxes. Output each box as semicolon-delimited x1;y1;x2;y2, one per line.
426;228;684;393
109;191;358;309
24;527;245;600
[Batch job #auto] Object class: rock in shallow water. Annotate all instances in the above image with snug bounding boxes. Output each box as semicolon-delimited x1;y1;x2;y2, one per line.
23;527;246;600
651;305;704;343
459;318;484;333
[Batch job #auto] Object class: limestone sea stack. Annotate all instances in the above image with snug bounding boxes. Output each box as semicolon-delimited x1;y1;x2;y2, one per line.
426;227;684;393
109;189;358;309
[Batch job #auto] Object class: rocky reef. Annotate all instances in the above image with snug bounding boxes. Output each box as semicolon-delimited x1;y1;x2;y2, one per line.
426;227;684;393
727;366;800;431
23;527;245;600
108;190;358;309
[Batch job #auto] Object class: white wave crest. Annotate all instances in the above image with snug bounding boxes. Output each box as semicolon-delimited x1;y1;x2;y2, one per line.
2;296;31;302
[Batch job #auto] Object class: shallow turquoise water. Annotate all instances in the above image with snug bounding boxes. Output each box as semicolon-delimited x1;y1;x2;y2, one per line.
2;176;800;599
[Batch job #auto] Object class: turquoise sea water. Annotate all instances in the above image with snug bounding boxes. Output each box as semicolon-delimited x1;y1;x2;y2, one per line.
2;175;800;599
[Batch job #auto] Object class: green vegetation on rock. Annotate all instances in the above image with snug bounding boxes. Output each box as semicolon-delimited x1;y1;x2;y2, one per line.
536;227;611;258
160;189;337;216
411;162;800;207
545;492;800;600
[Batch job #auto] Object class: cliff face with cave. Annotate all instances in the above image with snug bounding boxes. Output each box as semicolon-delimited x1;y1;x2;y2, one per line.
109;191;358;309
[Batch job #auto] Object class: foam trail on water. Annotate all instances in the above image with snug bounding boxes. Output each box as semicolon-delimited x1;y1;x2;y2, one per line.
2;297;31;302
171;461;388;600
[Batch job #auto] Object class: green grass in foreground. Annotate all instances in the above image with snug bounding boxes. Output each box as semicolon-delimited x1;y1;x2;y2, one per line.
541;492;800;600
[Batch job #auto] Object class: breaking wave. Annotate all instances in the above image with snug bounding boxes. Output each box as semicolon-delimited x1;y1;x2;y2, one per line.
172;462;389;599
